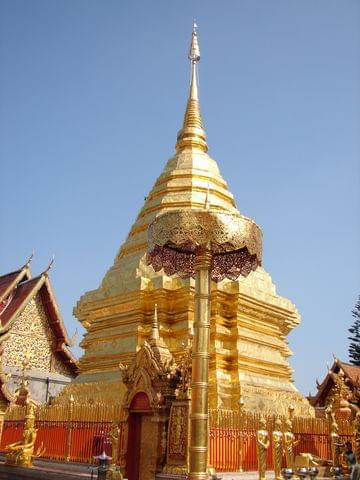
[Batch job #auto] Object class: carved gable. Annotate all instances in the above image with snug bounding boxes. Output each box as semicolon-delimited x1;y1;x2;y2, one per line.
2;295;72;377
121;340;179;409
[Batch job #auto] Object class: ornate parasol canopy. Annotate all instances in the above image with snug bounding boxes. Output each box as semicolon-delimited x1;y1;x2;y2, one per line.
147;209;262;282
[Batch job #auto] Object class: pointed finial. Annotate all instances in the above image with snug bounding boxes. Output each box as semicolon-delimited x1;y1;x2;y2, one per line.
25;251;35;268
68;329;78;348
188;21;200;63
151;304;160;340
44;255;55;274
176;23;208;153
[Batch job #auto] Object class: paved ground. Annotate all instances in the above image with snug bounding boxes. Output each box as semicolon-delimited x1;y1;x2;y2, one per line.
0;458;94;480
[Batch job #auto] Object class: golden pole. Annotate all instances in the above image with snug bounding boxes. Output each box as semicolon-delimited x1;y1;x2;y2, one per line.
148;209;262;478
189;245;212;480
238;395;244;472
65;394;74;462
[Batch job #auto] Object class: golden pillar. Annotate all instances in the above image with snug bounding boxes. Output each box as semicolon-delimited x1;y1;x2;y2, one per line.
190;246;212;479
238;396;245;472
65;394;74;462
148;208;262;478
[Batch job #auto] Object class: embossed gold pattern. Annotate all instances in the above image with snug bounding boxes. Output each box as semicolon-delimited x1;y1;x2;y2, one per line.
164;399;190;475
2;297;71;377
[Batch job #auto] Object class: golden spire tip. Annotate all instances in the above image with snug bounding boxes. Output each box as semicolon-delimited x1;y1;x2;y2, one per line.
175;23;208;153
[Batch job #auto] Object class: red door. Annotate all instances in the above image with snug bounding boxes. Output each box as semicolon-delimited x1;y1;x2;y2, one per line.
125;412;142;480
125;392;152;480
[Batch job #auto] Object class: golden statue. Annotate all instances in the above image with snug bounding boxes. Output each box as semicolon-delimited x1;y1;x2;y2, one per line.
284;418;299;469
272;418;283;480
330;415;340;466
5;399;44;467
257;416;270;480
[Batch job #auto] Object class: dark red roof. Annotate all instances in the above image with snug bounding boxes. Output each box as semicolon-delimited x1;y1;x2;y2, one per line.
0;268;30;302
0;277;42;327
339;361;360;386
0;271;20;299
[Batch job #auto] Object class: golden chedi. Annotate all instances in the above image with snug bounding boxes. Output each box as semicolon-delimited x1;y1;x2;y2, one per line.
61;25;312;416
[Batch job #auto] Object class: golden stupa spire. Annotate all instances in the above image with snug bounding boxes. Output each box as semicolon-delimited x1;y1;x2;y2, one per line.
151;304;160;340
175;23;208;153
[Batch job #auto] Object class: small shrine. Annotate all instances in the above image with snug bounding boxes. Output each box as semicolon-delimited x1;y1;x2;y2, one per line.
119;306;180;480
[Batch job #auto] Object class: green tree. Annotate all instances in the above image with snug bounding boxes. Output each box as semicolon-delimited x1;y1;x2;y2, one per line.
348;296;360;365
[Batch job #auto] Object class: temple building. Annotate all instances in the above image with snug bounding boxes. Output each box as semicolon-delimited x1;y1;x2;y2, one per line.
309;358;360;414
0;257;78;404
63;27;312;416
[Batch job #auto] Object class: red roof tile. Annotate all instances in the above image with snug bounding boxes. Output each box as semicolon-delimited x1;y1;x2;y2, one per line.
0;270;22;300
0;277;42;327
311;360;360;407
339;361;360;386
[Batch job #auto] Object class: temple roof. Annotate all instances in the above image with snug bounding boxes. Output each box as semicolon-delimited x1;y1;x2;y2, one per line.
0;262;78;376
310;359;360;407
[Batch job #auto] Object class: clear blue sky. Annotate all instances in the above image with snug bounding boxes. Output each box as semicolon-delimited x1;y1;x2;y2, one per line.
0;1;359;396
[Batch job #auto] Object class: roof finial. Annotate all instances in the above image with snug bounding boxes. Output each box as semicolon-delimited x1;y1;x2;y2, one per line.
175;23;208;153
44;255;55;274
25;251;35;268
151;304;160;340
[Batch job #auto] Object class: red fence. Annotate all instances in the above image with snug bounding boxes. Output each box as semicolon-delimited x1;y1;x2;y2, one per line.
209;428;353;472
208;409;355;472
0;404;355;471
0;419;114;464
